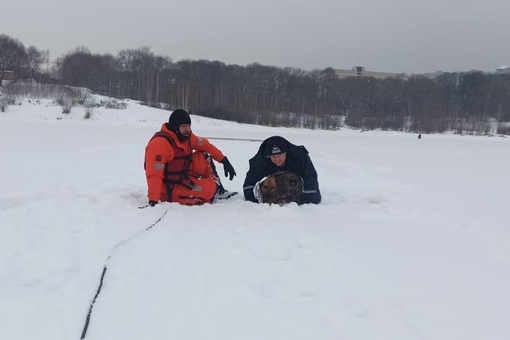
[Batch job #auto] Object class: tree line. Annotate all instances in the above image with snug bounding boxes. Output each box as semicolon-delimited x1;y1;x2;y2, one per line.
1;34;509;135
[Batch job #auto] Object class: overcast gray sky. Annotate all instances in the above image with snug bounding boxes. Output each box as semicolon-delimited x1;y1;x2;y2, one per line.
4;0;510;74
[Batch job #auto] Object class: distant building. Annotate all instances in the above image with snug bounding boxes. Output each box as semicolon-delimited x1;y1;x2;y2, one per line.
334;66;405;80
423;71;444;79
2;70;15;81
496;65;510;75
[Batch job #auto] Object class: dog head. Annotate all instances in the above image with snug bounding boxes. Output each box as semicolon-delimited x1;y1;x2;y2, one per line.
259;175;278;204
260;172;302;205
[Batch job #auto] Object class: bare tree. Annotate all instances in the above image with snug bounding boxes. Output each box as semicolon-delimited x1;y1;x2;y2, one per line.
0;34;27;86
25;46;45;79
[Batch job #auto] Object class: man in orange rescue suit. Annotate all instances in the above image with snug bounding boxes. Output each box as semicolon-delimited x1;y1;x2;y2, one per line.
144;109;236;206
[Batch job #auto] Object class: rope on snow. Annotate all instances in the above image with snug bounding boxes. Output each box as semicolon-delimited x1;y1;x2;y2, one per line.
80;209;169;339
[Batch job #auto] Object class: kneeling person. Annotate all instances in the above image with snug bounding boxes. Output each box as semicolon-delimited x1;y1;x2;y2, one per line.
144;109;236;206
243;136;321;204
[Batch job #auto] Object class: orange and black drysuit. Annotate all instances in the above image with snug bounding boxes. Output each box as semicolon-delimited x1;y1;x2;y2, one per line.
145;123;226;205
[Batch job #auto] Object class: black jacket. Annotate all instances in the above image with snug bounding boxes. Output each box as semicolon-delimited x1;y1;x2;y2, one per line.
243;136;321;204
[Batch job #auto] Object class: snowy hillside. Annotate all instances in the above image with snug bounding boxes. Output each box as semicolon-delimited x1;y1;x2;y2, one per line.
1;97;510;340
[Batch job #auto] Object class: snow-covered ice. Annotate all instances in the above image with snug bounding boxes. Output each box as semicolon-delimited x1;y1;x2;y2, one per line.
1;97;510;340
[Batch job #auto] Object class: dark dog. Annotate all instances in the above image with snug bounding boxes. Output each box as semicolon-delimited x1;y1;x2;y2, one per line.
259;172;303;205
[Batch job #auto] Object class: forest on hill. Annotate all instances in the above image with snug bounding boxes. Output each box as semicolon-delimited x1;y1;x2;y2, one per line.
1;34;509;135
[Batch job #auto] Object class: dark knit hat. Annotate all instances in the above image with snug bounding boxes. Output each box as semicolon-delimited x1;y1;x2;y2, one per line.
168;109;191;132
265;140;288;157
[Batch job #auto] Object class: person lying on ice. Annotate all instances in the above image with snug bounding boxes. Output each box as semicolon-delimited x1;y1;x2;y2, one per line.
243;135;321;204
144;109;236;206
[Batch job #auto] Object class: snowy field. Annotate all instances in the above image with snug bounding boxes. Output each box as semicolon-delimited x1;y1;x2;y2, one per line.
1;98;510;340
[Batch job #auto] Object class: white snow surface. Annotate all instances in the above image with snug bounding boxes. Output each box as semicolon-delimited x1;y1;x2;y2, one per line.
1;97;510;340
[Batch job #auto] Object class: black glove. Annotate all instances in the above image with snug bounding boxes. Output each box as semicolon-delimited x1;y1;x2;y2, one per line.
149;200;158;207
301;194;312;204
221;157;236;180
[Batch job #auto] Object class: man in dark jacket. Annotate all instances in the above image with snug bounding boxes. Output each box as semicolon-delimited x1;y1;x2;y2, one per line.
243;136;321;204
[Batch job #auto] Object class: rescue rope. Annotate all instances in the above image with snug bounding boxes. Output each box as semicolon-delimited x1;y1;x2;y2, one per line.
79;209;169;339
204;136;263;142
